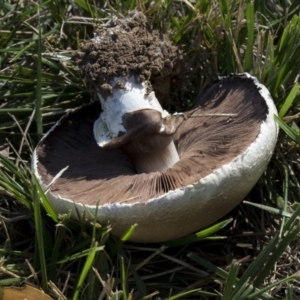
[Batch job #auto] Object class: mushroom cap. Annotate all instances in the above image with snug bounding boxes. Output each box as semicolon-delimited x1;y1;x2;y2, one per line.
32;74;278;243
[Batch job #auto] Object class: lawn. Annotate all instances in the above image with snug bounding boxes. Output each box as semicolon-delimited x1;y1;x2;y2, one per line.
1;0;300;299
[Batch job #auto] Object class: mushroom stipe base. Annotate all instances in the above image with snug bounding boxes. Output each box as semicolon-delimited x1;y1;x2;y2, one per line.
32;74;278;243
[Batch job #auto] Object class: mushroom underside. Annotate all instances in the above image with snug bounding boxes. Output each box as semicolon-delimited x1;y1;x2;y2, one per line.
36;75;269;206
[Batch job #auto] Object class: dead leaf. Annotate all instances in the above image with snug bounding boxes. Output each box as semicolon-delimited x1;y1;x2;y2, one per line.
0;284;53;300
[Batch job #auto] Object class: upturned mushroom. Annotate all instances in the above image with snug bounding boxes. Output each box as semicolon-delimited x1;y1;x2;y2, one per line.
32;12;279;243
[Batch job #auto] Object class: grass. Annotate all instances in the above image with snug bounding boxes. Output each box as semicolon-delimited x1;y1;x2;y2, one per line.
1;0;300;299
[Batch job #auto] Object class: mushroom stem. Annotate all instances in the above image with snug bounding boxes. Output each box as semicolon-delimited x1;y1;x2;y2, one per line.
123;135;179;174
94;76;182;173
96;76;168;137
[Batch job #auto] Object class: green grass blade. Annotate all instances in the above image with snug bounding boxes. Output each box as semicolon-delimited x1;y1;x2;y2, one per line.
229;236;279;298
129;265;147;298
49;220;67;280
243;201;300;220
253;206;300;287
253;226;299;287
167;288;203;300
279;165;289;237
275;115;300;144
282;205;300;231
272;16;300;94
0;154;28;183
31;173;58;222
109;224;137;257
55;246;104;265
222;262;240;300
187;253;275;300
120;255;127;300
218;0;231;30
244;0;255;71
0;278;25;285
188;252;232;281
72;241;99;300
36;6;43;140
33;182;48;293
121;223;137;242
166;218;232;246
247;275;299;299
74;0;97;17
286;286;293;300
278;82;300;118
45;1;62;23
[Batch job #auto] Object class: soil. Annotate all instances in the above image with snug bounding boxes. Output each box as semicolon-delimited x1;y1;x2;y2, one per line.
72;11;190;103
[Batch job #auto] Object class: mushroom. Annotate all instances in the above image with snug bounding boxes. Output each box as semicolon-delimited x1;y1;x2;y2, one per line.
32;12;279;243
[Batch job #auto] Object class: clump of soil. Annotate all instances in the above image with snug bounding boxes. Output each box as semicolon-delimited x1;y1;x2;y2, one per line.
72;11;190;102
